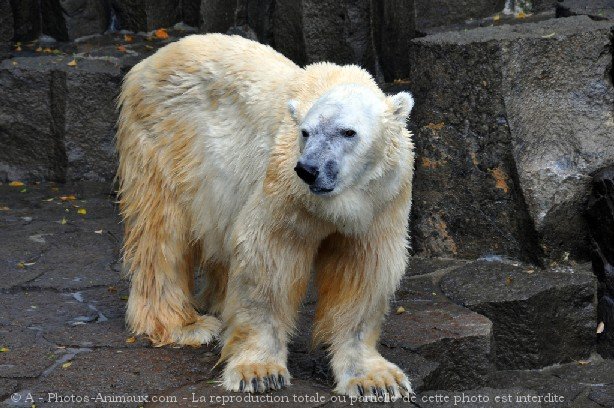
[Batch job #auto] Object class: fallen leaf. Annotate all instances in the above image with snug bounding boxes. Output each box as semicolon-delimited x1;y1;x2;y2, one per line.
125;336;137;344
23;262;36;267
60;195;76;201
19;188;27;193
577;360;591;366
44;197;54;202
120;295;129;301
396;306;406;314
0;206;9;211
0;347;8;352
17;262;25;269
154;28;169;39
35;46;42;52
526;268;535;274
597;321;605;334
144;44;154;50
493;14;501;22
43;47;52;53
77;208;87;215
516;11;527;19
124;34;134;42
67;59;77;67
15;45;21;51
117;45;127;52
425;122;445;131
392;79;411;85
542;32;556;38
505;276;513;286
9;181;24;187
62;362;72;369
60;217;67;225
95;229;104;234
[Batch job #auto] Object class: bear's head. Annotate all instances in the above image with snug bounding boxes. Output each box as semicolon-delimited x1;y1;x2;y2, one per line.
288;83;414;198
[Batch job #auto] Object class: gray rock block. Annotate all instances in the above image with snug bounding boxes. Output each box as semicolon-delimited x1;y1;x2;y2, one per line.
0;56;121;182
0;0;13;60
501;17;614;261
181;0;201;27
273;0;376;73
489;356;614;407
371;0;416;81
112;0;181;32
9;0;41;41
0;58;67;182
64;58;120;181
199;0;235;35
383;274;493;390
415;0;506;31
441;260;596;369
409;36;539;261
409;16;614;262
557;0;614;20
42;0;111;41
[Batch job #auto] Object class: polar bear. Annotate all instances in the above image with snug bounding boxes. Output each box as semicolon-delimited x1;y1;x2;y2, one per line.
116;33;415;399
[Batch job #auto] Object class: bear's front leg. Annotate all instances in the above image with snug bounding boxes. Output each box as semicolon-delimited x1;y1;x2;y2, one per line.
314;229;413;401
220;215;323;393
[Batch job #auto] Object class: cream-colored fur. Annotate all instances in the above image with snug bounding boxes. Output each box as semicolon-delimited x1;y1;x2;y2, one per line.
116;34;415;399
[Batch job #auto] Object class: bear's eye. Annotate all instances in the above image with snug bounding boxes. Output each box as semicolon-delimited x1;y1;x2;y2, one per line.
343;129;356;138
301;130;309;138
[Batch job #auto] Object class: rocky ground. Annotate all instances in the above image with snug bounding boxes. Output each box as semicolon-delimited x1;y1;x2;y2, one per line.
1;182;612;407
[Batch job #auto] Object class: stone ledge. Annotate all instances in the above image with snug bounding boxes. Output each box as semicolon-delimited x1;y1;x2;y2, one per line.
441;260;596;369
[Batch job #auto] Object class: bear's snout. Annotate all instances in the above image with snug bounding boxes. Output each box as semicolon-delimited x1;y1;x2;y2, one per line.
294;161;319;185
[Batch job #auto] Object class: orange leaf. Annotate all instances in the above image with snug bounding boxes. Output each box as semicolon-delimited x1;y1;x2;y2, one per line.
9;181;24;187
67;59;77;67
123;34;134;43
60;195;77;201
154;28;169;39
117;45;127;52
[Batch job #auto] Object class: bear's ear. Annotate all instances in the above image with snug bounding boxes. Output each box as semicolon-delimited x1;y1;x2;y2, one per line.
388;92;414;123
287;99;300;122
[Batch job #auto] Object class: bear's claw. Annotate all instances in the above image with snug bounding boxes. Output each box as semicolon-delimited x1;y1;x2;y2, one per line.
336;361;413;401
223;362;291;393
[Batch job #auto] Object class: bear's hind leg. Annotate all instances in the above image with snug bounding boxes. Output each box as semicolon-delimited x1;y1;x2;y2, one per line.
121;185;221;346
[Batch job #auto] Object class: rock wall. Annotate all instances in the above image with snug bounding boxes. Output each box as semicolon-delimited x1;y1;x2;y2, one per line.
408;16;614;263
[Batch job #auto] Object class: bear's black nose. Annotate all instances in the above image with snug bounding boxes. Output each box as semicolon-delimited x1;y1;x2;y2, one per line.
294;162;319;185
